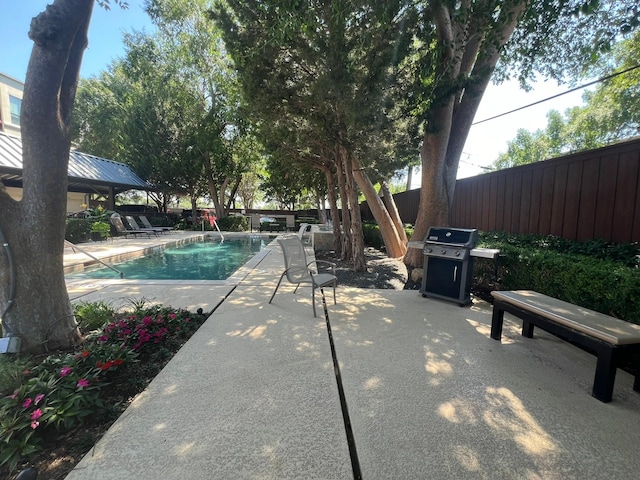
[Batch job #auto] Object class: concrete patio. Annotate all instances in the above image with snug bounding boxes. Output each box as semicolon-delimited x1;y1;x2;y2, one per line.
63;233;640;479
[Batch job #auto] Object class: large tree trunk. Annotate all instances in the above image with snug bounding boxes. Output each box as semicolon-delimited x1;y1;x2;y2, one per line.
225;176;242;217
340;147;366;271
203;151;225;218
404;125;456;267
352;159;407;258
0;0;94;352
405;1;526;268
322;165;341;255
380;181;408;244
335;149;352;261
190;192;198;228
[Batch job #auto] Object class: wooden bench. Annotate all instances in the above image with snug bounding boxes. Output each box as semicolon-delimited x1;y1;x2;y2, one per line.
490;290;640;403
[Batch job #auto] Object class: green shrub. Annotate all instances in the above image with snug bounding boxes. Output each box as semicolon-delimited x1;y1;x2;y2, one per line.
0;356;32;397
65;218;92;243
362;222;414;250
478;232;639;267
74;301;116;332
217;215;249;232
362;222;384;249
476;232;640;324
90;221;111;239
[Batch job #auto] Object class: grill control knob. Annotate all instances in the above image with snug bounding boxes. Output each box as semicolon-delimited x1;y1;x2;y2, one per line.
454;250;461;257
441;249;446;255
425;248;432;253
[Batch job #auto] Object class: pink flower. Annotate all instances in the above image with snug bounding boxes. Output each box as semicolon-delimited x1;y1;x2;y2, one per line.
9;390;19;400
34;393;45;405
22;398;33;408
60;366;72;377
30;421;39;429
77;379;90;389
31;409;42;420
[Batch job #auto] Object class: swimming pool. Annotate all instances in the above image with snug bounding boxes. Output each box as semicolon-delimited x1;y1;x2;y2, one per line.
66;236;269;281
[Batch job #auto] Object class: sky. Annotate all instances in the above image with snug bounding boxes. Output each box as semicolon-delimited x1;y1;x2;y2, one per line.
1;1;588;182
0;0;154;81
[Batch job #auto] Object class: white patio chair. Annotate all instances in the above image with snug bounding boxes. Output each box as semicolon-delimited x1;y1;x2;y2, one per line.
297;222;312;244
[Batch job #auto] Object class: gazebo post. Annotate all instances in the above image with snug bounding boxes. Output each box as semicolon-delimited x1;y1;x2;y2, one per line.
107;187;116;210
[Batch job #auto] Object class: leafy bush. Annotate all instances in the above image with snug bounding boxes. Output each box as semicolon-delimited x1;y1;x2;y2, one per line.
362;222;384;249
74;301;116;332
362;222;414;250
90;221;111;239
0;303;206;473
217;215;249;232
65;219;92;243
478;232;639;267
476;232;640;324
0;356;32;397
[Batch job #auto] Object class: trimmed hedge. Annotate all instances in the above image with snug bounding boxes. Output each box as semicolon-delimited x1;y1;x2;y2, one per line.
476;232;640;324
216;215;249;232
65;218;92;243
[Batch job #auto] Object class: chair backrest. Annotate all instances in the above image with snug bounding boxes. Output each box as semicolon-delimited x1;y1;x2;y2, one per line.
139;215;153;229
278;238;311;284
297;223;310;240
110;214;127;233
125;215;142;230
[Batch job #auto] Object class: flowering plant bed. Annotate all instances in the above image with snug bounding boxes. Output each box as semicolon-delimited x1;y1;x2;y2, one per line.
0;303;207;479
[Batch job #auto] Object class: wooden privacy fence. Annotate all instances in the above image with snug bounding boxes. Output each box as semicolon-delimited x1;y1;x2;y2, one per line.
361;137;640;244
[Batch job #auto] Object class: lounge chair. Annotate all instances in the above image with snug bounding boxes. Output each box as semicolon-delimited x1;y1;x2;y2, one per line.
125;215;161;236
139;215;173;233
110;214;150;238
269;238;337;317
297;223;311;243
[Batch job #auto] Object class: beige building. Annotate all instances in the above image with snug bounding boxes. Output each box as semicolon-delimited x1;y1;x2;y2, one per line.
0;72;23;138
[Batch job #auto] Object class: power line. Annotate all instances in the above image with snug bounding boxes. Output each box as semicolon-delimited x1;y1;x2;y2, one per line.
460;154;491;170
472;64;640;125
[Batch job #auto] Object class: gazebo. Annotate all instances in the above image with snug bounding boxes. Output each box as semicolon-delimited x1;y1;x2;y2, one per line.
0;131;149;211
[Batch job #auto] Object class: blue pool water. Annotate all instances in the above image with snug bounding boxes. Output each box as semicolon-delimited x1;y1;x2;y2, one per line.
67;237;269;280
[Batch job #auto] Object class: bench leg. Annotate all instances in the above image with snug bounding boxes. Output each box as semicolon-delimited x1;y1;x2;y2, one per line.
522;320;534;338
632;352;640;394
592;346;617;403
490;305;504;341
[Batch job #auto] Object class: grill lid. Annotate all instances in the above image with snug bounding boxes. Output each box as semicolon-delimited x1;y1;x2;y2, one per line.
423;227;478;248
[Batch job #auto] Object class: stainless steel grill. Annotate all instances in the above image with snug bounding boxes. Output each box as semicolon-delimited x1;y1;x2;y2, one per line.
420;227;478;306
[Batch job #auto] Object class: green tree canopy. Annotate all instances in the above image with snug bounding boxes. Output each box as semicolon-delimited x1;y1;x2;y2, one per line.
490;30;640;170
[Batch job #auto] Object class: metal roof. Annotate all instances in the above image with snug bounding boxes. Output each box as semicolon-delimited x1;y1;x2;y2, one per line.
0;131;150;194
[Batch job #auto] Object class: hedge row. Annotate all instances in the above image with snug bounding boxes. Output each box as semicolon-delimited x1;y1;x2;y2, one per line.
476;232;640;324
65;218;93;243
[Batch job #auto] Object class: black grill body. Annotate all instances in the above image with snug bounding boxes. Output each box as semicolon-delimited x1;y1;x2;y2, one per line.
420;227;478;306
